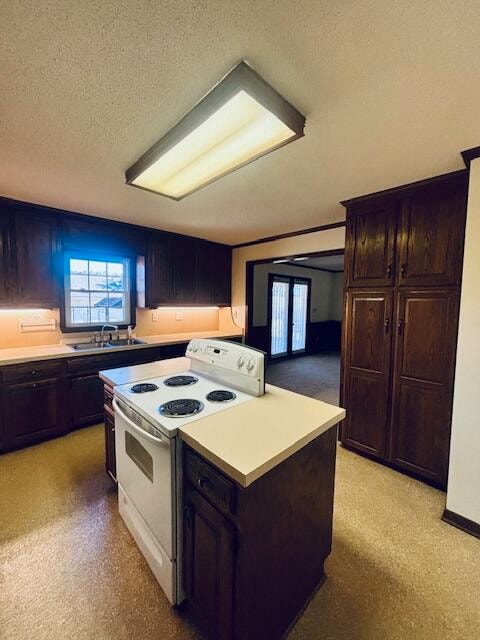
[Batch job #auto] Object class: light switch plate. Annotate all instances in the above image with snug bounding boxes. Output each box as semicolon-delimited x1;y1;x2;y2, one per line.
152;311;160;322
175;311;184;321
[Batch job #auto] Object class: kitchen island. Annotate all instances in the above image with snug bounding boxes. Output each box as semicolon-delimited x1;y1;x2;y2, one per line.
180;386;344;640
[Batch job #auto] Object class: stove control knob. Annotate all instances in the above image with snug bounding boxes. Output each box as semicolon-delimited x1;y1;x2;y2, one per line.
237;356;245;368
246;358;255;371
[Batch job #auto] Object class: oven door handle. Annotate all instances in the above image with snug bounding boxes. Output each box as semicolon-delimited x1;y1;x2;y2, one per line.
113;399;169;447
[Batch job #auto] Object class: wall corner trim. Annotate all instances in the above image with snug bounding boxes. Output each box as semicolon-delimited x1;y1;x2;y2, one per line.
441;509;480;540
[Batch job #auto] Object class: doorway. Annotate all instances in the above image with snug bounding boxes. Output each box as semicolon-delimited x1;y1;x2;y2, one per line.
245;249;344;404
269;275;311;359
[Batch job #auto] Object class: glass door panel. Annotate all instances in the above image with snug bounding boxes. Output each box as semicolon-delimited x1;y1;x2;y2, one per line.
292;281;308;353
270;279;289;357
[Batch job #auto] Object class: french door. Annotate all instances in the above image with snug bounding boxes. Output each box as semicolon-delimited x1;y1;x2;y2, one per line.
268;275;311;359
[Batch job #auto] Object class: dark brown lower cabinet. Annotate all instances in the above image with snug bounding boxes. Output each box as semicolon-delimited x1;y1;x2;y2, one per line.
389;289;460;486
103;384;116;482
71;374;105;427
183;426;337;640
341;288;460;488
341;290;393;458
4;377;67;448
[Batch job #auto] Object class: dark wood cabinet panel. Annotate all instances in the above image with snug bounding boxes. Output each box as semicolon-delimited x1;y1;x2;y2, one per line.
345;202;397;288
398;181;467;287
342;291;393;458
389;289;460;485
172;235;197;304
0;208;13;304
184;485;235;640
145;232;173;306
196;241;232;306
4;377;66;448
14;210;59;307
104;406;116;482
71;374;104;427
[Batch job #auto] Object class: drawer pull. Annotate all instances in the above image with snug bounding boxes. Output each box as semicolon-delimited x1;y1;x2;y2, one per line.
197;474;211;490
32;370;37;375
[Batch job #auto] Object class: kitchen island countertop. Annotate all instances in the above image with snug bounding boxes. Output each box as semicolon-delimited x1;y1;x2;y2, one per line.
179;384;345;487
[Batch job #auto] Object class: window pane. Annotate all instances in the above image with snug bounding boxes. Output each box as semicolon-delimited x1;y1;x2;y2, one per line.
90;292;109;308
108;307;125;323
88;261;107;276
70;274;89;291
72;307;90;324
108;294;124;308
107;262;123;277
89;275;108;291
107;276;124;291
70;259;88;275
91;307;107;323
70;291;89;307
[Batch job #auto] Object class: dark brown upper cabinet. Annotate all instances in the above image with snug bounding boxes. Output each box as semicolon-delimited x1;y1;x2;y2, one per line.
342;290;393;458
344;201;397;288
389;289;460;486
14;210;60;307
0;208;13;305
143;231;232;308
397;181;467;287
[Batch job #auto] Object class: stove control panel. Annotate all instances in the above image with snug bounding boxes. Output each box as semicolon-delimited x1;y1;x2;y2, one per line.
186;339;265;395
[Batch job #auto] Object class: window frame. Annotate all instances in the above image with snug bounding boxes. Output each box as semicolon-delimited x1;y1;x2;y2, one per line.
60;250;136;333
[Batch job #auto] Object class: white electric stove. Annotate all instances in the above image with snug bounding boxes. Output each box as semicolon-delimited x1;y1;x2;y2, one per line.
112;339;265;605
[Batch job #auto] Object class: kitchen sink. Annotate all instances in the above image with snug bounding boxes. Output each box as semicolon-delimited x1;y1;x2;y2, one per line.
70;338;146;351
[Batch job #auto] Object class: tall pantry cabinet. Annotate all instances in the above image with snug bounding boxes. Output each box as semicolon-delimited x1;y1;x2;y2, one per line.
340;171;468;488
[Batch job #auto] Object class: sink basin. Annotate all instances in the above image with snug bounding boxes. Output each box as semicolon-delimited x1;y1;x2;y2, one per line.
108;338;146;347
70;338;146;351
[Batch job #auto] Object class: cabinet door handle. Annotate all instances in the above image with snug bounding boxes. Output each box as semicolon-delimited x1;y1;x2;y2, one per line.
197;474;211;490
398;319;404;335
400;263;407;278
184;503;193;528
386;263;393;278
384;318;390;333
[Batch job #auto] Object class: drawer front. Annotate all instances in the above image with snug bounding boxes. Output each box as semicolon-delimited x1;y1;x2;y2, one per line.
66;347;159;376
2;359;64;383
185;448;236;515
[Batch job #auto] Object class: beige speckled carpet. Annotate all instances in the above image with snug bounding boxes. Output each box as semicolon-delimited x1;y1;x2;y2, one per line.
1;425;479;640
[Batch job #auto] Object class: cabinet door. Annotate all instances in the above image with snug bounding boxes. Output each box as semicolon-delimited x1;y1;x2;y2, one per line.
345;202;397;287
389;290;460;487
172;236;197;304
342;291;394;458
398;181;467;287
183;487;234;640
197;241;231;306
71;374;104;427
104;407;116;482
0;208;14;304
14;210;59;307
145;232;173;306
4;378;66;449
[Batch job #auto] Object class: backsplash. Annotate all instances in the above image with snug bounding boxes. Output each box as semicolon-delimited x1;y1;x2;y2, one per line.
0;307;239;349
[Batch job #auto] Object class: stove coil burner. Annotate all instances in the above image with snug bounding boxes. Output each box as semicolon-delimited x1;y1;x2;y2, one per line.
206;390;236;403
159;398;204;418
163;375;199;387
130;383;159;394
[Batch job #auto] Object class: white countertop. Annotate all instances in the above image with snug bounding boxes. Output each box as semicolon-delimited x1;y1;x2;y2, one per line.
0;330;242;367
99;356;190;387
179;384;345;487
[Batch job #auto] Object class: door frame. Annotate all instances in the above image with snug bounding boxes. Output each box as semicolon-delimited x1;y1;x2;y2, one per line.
245;248;344;354
267;273;311;360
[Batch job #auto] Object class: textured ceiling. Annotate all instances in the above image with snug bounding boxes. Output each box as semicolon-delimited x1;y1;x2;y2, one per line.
1;1;479;245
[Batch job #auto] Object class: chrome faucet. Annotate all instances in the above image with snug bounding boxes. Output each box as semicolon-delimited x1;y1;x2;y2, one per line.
100;324;120;343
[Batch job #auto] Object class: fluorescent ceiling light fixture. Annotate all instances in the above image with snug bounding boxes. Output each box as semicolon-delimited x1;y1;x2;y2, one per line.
126;61;305;200
293;256;309;261
273;259;289;263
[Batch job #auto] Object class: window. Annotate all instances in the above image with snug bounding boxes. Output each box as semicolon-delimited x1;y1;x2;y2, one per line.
64;255;131;328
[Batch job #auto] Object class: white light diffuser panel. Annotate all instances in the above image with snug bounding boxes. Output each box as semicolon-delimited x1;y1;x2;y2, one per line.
126;61;305;200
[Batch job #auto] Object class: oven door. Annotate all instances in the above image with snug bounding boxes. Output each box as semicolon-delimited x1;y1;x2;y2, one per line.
113;399;175;559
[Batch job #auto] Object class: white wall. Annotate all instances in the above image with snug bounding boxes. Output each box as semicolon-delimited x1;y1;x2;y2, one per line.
446;157;480;525
231;226;346;328
252;262;343;326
